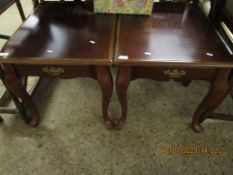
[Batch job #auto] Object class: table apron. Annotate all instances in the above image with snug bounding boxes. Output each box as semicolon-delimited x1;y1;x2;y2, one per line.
130;67;218;82
11;64;98;79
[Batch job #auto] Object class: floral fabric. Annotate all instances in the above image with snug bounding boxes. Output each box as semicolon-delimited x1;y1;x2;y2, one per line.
94;0;154;15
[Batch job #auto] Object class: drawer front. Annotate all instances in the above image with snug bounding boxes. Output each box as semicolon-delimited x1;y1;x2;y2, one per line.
13;65;95;79
132;67;216;82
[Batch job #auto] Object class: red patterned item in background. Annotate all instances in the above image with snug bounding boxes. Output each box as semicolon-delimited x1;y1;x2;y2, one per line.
94;0;154;15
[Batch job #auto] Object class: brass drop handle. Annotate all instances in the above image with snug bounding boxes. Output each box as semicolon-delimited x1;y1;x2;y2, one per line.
43;66;64;76
163;69;186;79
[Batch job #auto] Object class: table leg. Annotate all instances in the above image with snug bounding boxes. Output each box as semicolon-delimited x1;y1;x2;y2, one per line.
0;68;4;123
96;66;114;129
115;66;131;129
3;64;39;127
10;91;30;123
182;81;192;87
192;69;233;133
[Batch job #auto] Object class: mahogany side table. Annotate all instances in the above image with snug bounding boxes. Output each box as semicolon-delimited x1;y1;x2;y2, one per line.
114;2;233;132
0;2;116;129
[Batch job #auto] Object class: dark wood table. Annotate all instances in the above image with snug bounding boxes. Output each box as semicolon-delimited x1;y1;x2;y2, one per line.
0;2;116;129
114;3;233;132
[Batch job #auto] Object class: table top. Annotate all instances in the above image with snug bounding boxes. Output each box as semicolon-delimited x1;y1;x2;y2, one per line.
115;3;233;68
0;2;116;65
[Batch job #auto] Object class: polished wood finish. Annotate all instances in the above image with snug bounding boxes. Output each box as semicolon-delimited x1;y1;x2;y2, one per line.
129;67;215;82
1;2;115;65
115;66;131;129
115;3;232;67
115;2;233;132
96;66;114;129
0;2;116;128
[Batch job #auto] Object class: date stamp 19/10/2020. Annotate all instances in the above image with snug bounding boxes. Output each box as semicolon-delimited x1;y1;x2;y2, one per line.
160;147;220;154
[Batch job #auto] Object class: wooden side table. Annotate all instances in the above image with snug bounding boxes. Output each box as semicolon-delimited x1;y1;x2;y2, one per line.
0;2;116;129
114;2;233;132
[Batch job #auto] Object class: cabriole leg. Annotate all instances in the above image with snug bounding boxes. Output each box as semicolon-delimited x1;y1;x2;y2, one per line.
192;69;232;133
96;66;114;129
115;66;131;129
3;64;39;126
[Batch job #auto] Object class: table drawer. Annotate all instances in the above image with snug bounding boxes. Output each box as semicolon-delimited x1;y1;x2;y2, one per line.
132;67;216;82
13;65;95;79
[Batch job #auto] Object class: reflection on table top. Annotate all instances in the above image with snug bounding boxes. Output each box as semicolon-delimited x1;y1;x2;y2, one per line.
115;3;233;67
0;2;116;65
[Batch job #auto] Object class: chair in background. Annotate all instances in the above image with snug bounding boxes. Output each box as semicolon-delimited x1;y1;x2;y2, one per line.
209;0;233;51
32;0;93;10
0;0;25;39
0;0;26;123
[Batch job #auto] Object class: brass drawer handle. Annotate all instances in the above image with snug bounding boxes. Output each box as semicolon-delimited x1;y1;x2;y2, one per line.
43;66;64;76
164;69;186;79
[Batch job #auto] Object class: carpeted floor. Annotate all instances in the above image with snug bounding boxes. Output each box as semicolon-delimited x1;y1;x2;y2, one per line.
0;1;233;175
